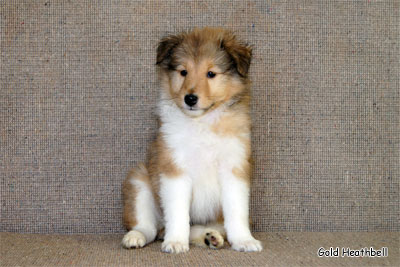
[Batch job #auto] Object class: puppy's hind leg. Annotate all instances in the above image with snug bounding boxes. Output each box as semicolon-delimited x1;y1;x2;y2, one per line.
122;164;160;249
190;223;226;249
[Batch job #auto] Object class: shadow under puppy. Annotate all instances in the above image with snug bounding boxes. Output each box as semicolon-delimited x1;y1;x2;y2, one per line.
122;27;262;253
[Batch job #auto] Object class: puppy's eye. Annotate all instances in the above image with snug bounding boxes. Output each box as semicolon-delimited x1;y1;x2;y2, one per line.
180;70;188;77
207;71;216;78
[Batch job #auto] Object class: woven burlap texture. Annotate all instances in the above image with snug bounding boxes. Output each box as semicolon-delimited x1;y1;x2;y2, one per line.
1;1;399;233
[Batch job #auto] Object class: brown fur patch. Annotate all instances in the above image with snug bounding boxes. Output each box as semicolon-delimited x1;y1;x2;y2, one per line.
216;208;225;224
122;168;140;230
148;134;182;179
122;163;157;230
140;134;183;209
232;159;252;184
122;164;154;230
211;107;250;137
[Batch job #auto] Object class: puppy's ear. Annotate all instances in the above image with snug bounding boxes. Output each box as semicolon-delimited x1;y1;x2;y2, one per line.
156;34;183;67
220;35;252;77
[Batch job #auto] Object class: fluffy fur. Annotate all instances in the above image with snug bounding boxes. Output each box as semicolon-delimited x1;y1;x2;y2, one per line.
122;27;262;253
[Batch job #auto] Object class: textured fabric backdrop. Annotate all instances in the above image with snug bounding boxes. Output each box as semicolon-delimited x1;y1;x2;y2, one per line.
1;1;399;234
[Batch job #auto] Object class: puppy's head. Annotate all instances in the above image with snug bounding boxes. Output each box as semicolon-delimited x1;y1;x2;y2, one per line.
156;27;252;117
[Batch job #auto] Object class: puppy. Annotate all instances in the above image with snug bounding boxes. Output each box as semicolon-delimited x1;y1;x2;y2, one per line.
122;27;262;253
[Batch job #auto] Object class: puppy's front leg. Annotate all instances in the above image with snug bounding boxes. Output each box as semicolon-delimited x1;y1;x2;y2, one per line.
159;174;192;253
220;167;263;252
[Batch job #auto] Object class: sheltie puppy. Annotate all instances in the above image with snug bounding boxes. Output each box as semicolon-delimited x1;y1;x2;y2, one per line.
122;27;262;253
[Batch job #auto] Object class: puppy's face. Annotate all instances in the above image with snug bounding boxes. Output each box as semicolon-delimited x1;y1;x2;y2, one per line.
156;28;252;117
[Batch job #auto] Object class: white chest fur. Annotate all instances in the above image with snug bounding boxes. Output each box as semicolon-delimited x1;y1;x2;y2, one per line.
159;103;246;224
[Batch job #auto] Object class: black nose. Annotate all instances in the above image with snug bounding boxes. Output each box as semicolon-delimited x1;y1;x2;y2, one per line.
184;94;198;107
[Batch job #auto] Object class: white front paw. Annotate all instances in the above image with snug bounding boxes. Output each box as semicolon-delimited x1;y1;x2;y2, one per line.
162;241;189;253
230;238;263;252
122;230;146;249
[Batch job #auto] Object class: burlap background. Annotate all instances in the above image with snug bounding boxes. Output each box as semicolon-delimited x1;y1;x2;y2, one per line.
1;1;398;234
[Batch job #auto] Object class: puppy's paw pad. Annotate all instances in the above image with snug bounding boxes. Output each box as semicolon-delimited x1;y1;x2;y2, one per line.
204;229;224;249
122;230;146;249
162;241;189;253
231;238;263;252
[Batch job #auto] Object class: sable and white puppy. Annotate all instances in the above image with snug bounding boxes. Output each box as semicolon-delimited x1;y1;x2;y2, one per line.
122;27;262;253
